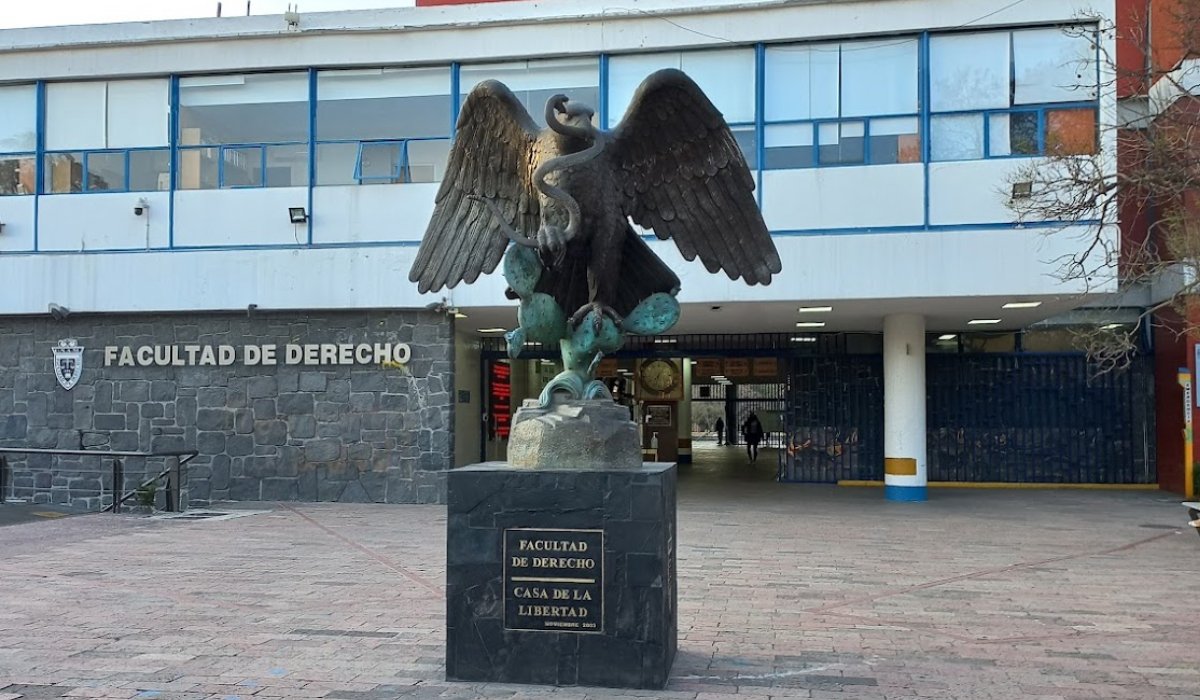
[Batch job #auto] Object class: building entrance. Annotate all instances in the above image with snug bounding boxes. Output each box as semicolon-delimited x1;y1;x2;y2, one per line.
477;333;1155;486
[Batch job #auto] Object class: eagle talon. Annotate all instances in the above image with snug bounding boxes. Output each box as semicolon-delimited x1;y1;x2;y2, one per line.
569;302;622;331
536;225;569;268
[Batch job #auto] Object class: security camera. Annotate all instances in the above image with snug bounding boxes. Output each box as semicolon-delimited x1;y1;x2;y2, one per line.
133;198;149;216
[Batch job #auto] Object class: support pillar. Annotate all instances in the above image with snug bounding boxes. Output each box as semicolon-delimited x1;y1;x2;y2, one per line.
883;313;927;501
678;360;692;464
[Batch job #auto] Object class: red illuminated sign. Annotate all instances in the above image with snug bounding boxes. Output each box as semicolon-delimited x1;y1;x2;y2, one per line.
489;361;512;440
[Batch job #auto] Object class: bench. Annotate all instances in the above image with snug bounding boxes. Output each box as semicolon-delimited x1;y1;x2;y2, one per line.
1185;502;1200;536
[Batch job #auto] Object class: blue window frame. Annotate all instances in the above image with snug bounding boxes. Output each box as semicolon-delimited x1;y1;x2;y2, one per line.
0;153;36;196
176;72;309;190
315;66;453;187
762;38;921;169
42;147;171;194
928;27;1099;162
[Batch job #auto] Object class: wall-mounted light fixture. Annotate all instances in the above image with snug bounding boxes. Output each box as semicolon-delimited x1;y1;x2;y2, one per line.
288;207;309;224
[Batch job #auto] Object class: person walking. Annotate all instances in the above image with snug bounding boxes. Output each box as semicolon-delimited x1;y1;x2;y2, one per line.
714;417;725;445
742;412;764;464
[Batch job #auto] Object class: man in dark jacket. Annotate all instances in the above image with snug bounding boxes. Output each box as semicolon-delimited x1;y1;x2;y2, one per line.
742;412;764;463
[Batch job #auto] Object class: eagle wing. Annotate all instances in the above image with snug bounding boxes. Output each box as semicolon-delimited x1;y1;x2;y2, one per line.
609;69;781;285
408;80;541;294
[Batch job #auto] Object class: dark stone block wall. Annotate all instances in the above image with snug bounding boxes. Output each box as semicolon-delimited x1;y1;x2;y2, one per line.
0;310;453;508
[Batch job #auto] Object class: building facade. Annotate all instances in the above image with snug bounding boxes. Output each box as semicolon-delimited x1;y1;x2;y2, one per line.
0;0;1151;506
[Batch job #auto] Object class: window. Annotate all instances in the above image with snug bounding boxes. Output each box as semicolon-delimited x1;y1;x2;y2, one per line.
930;27;1098;161
464;57;600;126
763;38;920;169
0;84;37;196
178;72;308;189
316;66;452;186
43;79;171;193
608;50;756;164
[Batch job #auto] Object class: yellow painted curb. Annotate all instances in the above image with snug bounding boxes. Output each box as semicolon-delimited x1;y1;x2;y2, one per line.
837;480;1160;490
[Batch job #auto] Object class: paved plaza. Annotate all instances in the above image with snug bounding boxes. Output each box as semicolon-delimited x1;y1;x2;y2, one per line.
0;475;1197;700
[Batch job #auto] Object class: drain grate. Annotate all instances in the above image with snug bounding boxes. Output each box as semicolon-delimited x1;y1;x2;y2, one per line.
1137;523;1181;530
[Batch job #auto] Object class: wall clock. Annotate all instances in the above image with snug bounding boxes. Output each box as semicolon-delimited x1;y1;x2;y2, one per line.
639;358;680;396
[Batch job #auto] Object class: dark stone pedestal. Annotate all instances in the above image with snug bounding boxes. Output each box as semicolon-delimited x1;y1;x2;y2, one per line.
446;462;677;689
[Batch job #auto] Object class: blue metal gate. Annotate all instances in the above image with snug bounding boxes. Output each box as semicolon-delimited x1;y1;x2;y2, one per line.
926;354;1155;483
779;356;884;482
780;353;1154;484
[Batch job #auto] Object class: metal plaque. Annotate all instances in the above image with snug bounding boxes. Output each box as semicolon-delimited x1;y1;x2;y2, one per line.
503;528;604;633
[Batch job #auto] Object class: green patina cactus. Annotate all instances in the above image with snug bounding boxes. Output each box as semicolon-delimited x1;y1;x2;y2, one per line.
502;244;680;407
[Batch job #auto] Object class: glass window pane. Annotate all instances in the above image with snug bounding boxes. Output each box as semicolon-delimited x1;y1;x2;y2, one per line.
679;49;756;124
1013;27;1097;104
178;147;219;190
360;142;402;182
841;38;918;117
462;58;599;127
87;152;126;192
0;156;36;196
818;121;864;165
46;82;107;151
45;153;83;193
764;44;839;121
316;143;359;186
0;85;37;152
607;53;680;128
931;114;983;161
317;67;451;141
930;32;1010;111
407;139;451;183
869;117;921;164
988;113;1011;156
222;146;263;187
129;149;171;191
764;123;814;169
1011;113;1039;154
730;127;757;170
266;144;308;187
180;73;309;145
107;79;170;148
1046;108;1097;155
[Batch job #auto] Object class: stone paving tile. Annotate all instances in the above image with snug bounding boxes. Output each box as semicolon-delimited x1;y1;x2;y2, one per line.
1;481;1198;699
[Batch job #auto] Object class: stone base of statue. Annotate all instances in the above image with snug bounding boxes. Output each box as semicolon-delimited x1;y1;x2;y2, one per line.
507;399;641;470
445;460;677;689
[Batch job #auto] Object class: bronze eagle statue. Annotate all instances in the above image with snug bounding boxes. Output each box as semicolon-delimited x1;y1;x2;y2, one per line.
409;68;781;403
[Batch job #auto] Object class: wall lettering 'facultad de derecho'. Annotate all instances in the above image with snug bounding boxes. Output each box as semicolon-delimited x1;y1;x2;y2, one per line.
103;342;412;368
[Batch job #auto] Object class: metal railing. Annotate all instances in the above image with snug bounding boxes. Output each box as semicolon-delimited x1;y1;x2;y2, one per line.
0;448;198;513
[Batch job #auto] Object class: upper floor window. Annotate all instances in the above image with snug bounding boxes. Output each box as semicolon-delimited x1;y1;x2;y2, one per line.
0;84;36;196
608;49;756;166
930;27;1098;161
43;79;171;194
316;66;452;186
462;57;599;128
178;72;309;189
762;38;920;169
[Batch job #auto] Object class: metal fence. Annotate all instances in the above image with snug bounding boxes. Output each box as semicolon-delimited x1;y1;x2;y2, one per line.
779;353;1155;484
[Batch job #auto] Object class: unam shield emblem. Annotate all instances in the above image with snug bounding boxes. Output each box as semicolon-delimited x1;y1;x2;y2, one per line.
53;338;84;390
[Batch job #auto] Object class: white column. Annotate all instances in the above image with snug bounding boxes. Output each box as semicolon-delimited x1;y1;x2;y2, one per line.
883;313;927;501
678;359;693;464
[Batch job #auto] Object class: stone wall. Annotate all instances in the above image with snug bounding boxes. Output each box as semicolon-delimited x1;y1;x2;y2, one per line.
0;310;453;508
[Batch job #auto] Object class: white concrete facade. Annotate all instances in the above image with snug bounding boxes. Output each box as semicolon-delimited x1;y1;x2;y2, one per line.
0;0;1117;336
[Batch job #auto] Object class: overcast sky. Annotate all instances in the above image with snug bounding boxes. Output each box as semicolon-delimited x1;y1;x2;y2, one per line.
0;0;419;29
